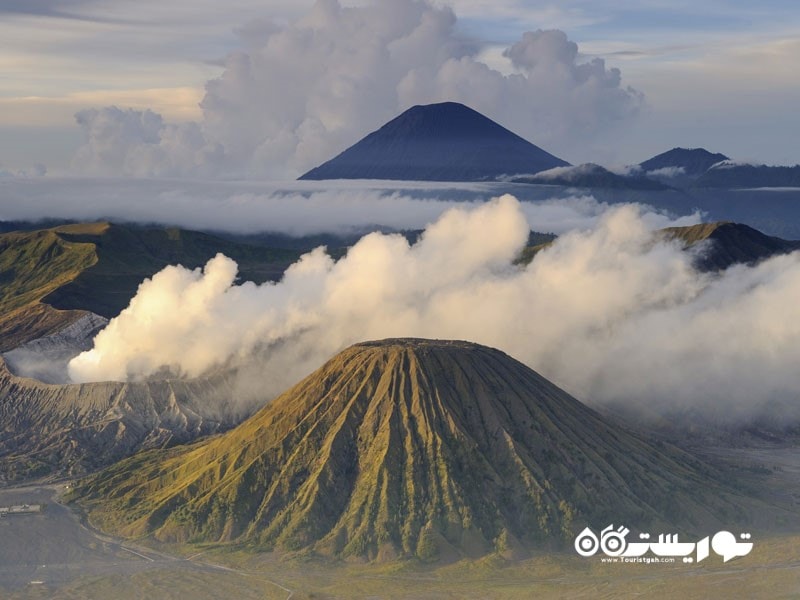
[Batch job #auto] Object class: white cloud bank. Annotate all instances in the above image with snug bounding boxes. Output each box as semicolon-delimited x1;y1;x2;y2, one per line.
69;195;800;424
70;0;643;179
0;177;696;236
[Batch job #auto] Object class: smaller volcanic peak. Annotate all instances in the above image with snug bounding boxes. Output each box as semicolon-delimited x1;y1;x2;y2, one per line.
661;221;800;271
75;339;739;562
640;147;729;177
299;102;569;181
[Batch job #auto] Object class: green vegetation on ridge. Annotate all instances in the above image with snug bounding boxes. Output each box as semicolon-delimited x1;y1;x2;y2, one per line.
42;223;300;318
0;222;301;350
0;225;98;313
0;224;101;350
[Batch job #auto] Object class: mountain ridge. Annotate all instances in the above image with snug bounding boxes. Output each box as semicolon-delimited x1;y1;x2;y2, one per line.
693;163;800;188
299;102;569;181
0;222;301;350
639;147;730;177
660;221;800;270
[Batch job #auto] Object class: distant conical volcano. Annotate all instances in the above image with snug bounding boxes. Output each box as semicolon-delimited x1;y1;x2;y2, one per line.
75;339;739;561
639;147;729;177
299;102;569;181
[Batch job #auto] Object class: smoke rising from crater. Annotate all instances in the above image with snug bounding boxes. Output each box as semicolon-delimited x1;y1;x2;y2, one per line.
69;194;800;422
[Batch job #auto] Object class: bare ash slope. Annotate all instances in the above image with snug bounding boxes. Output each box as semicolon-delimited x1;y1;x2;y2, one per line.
0;358;247;483
74;339;745;562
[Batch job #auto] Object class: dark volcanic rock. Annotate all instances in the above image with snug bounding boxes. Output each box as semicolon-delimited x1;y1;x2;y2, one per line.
640;147;729;177
661;221;800;271
693;163;800;189
299;102;569;181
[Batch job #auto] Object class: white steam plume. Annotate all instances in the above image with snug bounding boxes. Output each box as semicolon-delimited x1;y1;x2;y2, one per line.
69;194;800;423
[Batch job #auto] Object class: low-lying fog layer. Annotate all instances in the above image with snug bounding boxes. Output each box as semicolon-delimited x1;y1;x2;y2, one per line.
66;194;800;424
0;177;697;235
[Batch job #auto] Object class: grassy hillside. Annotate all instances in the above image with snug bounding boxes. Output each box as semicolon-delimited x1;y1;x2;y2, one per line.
0;225;98;312
0;222;301;350
42;223;300;318
0;224;102;350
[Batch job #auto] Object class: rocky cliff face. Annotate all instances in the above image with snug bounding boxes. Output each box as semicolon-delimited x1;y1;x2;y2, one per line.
2;312;108;383
0;358;250;483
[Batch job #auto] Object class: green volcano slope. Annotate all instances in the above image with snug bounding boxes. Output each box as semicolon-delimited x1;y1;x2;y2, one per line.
40;222;298;318
0;222;299;350
0;224;99;350
74;339;744;562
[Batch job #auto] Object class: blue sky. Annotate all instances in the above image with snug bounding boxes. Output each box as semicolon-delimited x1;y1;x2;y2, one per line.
0;0;798;175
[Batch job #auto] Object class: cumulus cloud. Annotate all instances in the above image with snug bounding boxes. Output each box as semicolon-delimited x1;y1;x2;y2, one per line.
72;107;224;177
70;0;643;178
69;194;800;424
